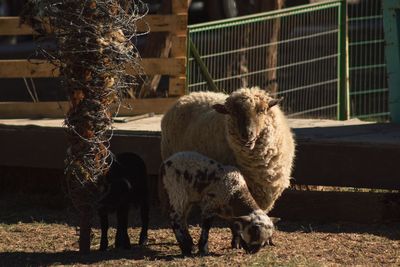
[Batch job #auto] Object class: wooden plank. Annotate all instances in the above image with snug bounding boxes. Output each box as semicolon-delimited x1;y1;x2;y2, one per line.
168;76;186;96
0;58;186;78
0;59;61;78
271;190;400;223
293;140;400;190
0;15;187;36
0;98;177;119
171;35;187;58
172;0;189;14
127;58;186;76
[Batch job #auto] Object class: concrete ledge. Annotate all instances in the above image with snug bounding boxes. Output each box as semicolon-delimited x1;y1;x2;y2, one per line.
1;119;400;190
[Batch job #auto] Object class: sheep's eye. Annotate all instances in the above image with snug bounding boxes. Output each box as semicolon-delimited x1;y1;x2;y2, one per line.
257;108;266;114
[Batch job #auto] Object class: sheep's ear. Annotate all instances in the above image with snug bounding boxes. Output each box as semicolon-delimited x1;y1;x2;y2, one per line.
268;97;283;109
270;217;281;224
237;215;252;223
212;104;229;114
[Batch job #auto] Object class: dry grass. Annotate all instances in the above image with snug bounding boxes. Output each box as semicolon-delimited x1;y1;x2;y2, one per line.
0;194;399;266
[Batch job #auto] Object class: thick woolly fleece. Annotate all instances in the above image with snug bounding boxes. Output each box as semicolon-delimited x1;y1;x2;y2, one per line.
161;87;295;212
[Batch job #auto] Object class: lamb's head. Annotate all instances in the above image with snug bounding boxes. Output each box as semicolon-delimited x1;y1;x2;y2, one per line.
212;87;282;150
233;210;278;254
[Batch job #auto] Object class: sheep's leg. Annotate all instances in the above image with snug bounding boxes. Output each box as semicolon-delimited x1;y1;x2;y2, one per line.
138;198;149;246
198;216;213;256
230;224;242;249
98;208;109;251
170;211;193;256
115;203;131;249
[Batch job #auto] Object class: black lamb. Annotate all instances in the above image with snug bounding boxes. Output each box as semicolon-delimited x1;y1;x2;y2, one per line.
98;152;149;250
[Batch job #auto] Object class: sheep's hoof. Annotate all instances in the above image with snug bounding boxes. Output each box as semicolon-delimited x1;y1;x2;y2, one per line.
99;240;108;251
182;251;193;257
181;247;193;257
199;248;209;256
115;242;131;250
139;237;148;246
231;238;241;249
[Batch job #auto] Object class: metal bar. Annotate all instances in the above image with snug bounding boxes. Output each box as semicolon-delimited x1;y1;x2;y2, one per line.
383;0;400;123
189;38;219;92
347;15;383;22
353;112;390;119
348;39;385;46
190;29;338;61
349;63;386;71
338;0;350;120
350;88;389;96
277;79;338;95
288;104;338;117
189;1;342;32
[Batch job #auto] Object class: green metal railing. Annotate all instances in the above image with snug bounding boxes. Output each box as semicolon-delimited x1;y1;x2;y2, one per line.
187;0;394;121
188;1;347;119
347;0;389;121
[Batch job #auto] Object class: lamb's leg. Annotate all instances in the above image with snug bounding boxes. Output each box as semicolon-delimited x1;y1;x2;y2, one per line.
98;207;109;251
170;210;193;256
115;203;131;249
138;198;149;246
230;224;242;249
198;216;213;255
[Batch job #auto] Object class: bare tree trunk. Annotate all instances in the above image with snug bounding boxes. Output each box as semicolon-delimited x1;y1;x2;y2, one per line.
259;0;285;94
233;0;284;93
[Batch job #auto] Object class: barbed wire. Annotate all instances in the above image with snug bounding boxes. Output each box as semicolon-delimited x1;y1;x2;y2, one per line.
21;0;149;214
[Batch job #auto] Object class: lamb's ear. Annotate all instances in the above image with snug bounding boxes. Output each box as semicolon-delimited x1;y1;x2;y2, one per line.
212;104;229;114
268;97;284;109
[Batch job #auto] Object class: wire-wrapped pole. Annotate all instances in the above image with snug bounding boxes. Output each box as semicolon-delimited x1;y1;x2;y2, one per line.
23;0;146;253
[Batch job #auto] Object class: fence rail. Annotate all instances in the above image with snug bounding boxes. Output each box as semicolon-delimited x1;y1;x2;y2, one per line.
0;0;188;118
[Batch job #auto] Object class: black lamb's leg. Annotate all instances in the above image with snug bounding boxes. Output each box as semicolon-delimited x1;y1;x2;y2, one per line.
198;216;213;256
138;198;149;246
170;211;193;256
99;208;109;251
115;203;131;249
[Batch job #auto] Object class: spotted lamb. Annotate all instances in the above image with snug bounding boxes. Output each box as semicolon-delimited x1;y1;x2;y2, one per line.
159;151;277;256
161;87;295;213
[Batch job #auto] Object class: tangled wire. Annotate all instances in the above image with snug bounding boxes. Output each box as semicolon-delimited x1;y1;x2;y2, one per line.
21;0;148;213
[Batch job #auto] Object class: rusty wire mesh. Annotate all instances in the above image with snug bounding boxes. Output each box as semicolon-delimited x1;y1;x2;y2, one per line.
21;0;147;213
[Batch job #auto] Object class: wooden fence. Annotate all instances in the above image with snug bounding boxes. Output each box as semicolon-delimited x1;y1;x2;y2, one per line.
0;0;188;118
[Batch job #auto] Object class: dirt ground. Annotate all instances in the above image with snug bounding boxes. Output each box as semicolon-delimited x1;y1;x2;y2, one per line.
0;195;399;267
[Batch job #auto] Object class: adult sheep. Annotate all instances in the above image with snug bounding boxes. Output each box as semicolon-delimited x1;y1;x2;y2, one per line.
161;87;295;212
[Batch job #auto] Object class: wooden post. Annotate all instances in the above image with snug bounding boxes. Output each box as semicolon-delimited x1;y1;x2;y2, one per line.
169;0;188;96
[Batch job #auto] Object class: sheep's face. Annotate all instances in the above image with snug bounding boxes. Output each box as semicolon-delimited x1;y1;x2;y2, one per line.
213;89;282;150
233;211;277;254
